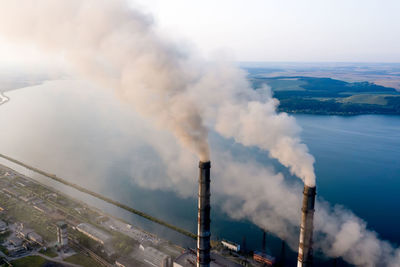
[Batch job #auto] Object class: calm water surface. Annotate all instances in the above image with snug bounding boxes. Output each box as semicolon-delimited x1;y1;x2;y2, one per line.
297;114;400;245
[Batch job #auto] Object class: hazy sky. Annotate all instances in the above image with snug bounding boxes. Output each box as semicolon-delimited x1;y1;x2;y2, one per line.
0;0;399;66
132;0;400;62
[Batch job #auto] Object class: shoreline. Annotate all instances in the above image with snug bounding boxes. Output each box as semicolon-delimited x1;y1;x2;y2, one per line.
280;109;400;116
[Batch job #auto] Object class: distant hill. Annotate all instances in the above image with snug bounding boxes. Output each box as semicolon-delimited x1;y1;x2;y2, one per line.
250;76;400;115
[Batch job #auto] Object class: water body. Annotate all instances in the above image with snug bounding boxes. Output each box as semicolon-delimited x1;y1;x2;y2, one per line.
297;114;400;245
0;81;399;266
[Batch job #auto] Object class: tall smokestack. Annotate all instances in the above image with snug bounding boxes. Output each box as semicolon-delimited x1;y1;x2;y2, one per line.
262;230;266;253
197;161;211;267
297;185;316;267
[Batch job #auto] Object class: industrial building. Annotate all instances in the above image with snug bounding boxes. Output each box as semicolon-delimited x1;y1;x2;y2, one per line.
76;223;111;245
57;221;68;248
16;223;31;237
9;236;23;247
253;251;275;266
174;251;197;267
33;202;53;213
16;227;32;239
3;187;20;197
115;256;137;267
140;245;172;267
221;240;240;252
27;232;43;245
174;250;242;267
15;223;43;245
7;236;26;256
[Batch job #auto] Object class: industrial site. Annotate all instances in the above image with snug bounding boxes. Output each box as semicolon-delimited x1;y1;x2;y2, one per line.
0;159;296;267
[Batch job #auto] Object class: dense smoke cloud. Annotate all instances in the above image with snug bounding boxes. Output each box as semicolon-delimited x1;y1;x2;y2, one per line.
187;62;315;186
0;0;210;161
214;156;400;267
0;1;399;266
0;0;315;185
315;201;400;267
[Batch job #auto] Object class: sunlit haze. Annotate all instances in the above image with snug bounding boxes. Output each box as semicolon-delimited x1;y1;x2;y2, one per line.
0;0;399;67
131;0;400;62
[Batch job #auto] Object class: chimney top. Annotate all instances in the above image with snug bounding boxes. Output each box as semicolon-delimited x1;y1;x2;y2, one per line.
199;161;211;169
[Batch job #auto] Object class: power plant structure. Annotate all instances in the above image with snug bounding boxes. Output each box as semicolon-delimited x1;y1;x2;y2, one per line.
297;185;316;267
197;161;211;267
56;221;68;249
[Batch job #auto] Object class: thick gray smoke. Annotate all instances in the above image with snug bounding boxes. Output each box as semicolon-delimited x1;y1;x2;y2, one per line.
0;1;399;266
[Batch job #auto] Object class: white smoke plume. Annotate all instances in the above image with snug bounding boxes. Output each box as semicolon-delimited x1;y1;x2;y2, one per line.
0;1;399;266
0;0;315;185
0;0;210;161
188;62;316;186
213;154;400;267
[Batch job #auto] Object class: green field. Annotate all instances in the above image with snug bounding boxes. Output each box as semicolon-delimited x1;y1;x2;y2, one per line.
64;252;99;267
263;78;306;91
11;256;47;267
337;94;389;105
39;247;58;258
0;194;56;243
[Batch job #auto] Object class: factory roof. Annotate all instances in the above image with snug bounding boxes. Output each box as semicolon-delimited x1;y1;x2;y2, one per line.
17;227;33;238
141;245;171;266
174;250;242;267
76;223;111;245
28;232;43;244
9;236;23;247
221;240;240;251
3;187;20;197
115;256;137;267
33;203;53;213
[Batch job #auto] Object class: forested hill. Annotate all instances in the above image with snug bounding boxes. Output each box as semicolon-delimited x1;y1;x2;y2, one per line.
250;76;400;115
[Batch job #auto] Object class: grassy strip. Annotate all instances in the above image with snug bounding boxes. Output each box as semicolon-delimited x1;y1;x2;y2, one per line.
0;153;196;239
10;255;47;267
64;252;99;267
39;248;58;258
